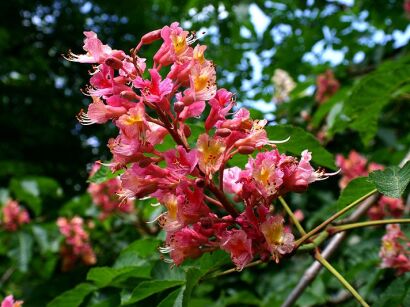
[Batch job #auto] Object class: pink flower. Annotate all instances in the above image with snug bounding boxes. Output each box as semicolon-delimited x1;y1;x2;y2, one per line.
134;69;173;111
336;150;369;189
246;150;284;199
153;22;192;66
197;134;226;179
260;215;294;263
65;31;124;64
164;226;210;265
368;196;405;220
205;88;234;131
78;96;127;125
315;70;340;104
1;295;23;307
163;146;198;176
220;229;253;270
380;224;410;275
404;0;410;14
176;183;210;225
88;163;133;219
116;103;149;139
223;167;243;195
1;200;30;232
57;216;96;271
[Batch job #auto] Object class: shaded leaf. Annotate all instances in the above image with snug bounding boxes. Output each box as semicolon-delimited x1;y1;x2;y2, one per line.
87;266;151;288
265;125;336;169
47;283;97;307
335;177;376;213
369;161;410;198
157;287;184;307
121;280;185;305
330;60;410;144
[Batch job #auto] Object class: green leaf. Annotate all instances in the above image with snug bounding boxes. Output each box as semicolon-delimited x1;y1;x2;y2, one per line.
88;164;123;184
157;287;184;307
374;275;410;307
311;89;348;128
9;176;62;216
369;161;410;198
223;291;261;306
330;60;410;145
121;280;185;305
335;177;376;212
182;268;202;306
47;283;97;307
114;238;161;269
8;231;33;273
197;250;231;274
31;225;50;254
59;194;92;216
265;125;336;170
87;266;151;288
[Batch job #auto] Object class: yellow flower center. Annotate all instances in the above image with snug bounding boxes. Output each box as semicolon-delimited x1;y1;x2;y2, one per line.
194;74;209;92
172;34;187;55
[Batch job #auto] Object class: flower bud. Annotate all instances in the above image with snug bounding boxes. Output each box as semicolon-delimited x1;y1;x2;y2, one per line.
195;178;205;188
120;90;139;101
238;146;255;155
215;128;231;137
174;101;185;113
105;57;123;70
183;125;191;138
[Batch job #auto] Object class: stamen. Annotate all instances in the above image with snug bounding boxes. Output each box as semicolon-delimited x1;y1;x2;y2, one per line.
159;246;173;254
268;136;291;144
76;110;95;125
146;213;165;224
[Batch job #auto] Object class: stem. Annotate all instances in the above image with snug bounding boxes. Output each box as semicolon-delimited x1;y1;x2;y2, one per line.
330;218;410;234
204;195;224;209
314;250;369;307
297;231;329;251
208;181;238;217
295;189;377;247
201;260;263;281
278;196;306;236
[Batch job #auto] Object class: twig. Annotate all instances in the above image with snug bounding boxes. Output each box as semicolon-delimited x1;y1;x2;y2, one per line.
282;195;378;307
329;218;410;234
314;250;369;307
294;189;377;247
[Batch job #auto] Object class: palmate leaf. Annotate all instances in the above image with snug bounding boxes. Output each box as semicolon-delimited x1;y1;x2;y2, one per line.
330;57;410;145
369;161;410;198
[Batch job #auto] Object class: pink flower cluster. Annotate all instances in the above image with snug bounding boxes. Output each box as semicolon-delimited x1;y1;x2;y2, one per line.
67;23;333;269
1;296;23;307
380;224;410;275
405;0;410;15
1;200;30;232
88;162;134;219
315;70;340;104
57;216;96;271
336;150;404;220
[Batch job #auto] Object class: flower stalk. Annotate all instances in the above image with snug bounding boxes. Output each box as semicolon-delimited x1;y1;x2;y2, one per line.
314;250;369;307
295;189;377;247
329;218;410;234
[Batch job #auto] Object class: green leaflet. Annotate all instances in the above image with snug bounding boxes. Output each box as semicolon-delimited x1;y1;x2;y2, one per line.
369;161;410;198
